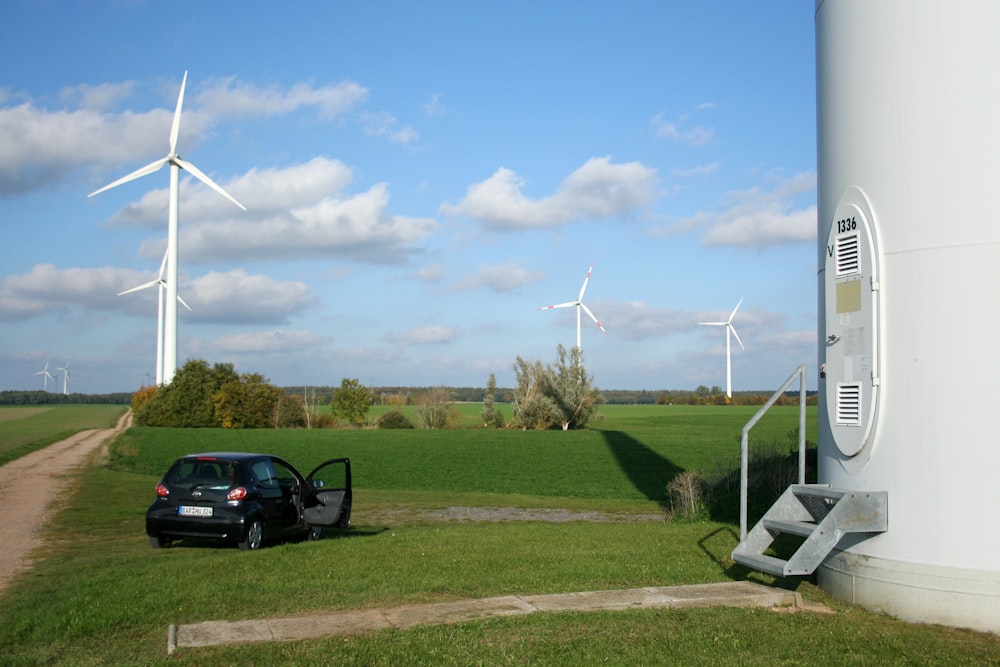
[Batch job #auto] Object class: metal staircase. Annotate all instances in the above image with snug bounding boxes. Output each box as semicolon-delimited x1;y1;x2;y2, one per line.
731;484;887;577
729;365;888;578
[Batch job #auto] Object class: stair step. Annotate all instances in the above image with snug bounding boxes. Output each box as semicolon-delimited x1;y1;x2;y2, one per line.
732;552;788;577
790;484;844;502
763;518;817;537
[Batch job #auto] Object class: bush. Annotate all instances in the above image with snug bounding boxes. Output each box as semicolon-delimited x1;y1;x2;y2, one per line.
377;410;415;429
665;471;709;522
666;429;816;524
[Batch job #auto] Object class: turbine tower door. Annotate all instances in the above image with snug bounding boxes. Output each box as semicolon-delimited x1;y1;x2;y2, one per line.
823;186;881;458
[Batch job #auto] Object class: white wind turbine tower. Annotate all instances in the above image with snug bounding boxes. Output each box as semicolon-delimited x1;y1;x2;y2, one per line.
56;363;71;395
537;263;608;352
34;360;55;391
119;249;192;386
699;297;744;399
89;71;245;385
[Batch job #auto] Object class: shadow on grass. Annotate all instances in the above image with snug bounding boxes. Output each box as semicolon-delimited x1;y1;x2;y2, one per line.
599;430;683;510
696;525;805;590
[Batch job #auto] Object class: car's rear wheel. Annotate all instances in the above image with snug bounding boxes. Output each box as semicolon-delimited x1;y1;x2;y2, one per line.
149;534;172;549
239;519;263;551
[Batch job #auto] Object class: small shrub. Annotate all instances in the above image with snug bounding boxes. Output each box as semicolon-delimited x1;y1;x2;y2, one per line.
311;413;339;429
377;410;415;429
665;471;709;522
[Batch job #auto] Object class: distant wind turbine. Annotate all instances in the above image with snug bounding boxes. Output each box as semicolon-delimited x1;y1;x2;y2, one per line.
33;360;55;391
699;297;745;399
119;249;192;386
56;363;71;395
89;71;244;385
537;263;608;352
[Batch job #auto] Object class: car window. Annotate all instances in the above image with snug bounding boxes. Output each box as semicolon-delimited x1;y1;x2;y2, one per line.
168;459;236;487
252;460;278;489
272;460;299;488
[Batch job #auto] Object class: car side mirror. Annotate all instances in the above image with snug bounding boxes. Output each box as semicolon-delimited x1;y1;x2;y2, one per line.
312;479;325;489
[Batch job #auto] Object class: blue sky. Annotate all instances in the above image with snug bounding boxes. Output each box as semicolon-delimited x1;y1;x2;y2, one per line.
1;1;818;394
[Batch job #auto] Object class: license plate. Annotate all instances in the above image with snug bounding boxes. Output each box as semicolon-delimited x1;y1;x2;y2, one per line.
178;505;213;517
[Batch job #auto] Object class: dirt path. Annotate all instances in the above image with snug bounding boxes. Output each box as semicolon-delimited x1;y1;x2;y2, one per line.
0;410;132;596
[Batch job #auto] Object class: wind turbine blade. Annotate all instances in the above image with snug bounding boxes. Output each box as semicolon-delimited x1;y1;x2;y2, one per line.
580;303;608;335
118;279;160;296
174;157;246;210
169;71;188;155
699;320;727;326
177;294;192;311
730;324;745;350
88;157;169;197
157;249;169;280
577;263;594;301
538;301;578;311
728;297;744;323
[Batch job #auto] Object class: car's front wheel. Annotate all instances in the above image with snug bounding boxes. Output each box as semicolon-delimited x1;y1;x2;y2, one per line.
149;534;172;549
239;519;263;551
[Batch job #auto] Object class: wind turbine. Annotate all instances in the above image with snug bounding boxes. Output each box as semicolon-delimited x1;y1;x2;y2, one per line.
537;263;608;352
33;360;55;391
699;297;745;399
56;363;71;395
119;249;192;386
89;71;244;385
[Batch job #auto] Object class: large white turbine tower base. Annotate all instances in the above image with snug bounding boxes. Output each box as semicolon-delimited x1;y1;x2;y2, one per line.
816;0;1000;634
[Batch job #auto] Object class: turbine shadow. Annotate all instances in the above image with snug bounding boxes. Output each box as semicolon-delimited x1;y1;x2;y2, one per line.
599;430;683;510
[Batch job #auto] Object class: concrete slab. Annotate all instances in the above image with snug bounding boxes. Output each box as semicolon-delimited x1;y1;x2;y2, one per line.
167;581;803;654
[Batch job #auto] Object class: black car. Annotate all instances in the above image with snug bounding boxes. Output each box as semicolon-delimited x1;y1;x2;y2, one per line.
146;452;351;550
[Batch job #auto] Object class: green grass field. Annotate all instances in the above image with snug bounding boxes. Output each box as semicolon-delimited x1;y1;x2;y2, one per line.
1;404;998;665
0;404;126;466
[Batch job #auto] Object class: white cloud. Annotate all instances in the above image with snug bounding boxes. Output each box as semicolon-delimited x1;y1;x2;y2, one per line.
174;182;438;264
0;263;315;325
414;263;446;283
423;93;447;117
650;111;714;146
59;81;136;110
383;325;460;345
455;263;544;293
701;171;817;246
186;270;316;324
361;111;419;145
89;157;437;264
195;77;368;119
440;156;657;230
0;77;367;196
671;162;721;178
595;300;698;340
209;329;332;355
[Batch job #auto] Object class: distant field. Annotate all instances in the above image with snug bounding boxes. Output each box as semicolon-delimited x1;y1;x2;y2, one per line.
111;405;815;512
0;405;126;466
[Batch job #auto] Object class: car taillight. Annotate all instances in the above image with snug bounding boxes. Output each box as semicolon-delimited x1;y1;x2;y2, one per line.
227;486;248;501
155;483;169;497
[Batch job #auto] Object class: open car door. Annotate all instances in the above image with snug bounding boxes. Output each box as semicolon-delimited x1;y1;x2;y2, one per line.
304;458;352;529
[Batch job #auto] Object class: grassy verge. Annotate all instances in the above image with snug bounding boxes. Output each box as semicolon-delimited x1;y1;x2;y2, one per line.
0;404;126;466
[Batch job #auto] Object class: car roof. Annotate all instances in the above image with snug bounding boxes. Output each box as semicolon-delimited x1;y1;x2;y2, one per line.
179;452;271;462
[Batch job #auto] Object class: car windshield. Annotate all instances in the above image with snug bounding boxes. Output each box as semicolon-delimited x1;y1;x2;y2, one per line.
168;459;238;488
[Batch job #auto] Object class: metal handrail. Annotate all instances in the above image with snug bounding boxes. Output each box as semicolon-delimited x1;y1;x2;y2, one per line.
739;364;807;540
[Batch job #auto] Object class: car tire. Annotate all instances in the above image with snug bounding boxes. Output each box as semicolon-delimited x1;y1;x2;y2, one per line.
149;534;172;549
239;519;263;551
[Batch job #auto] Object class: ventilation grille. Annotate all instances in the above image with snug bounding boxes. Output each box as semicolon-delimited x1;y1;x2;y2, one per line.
836;233;860;276
836;382;862;426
